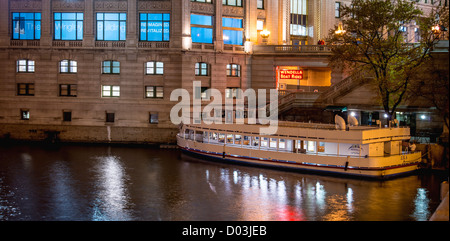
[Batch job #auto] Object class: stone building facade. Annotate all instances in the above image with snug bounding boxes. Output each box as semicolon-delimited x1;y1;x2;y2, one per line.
0;0;443;144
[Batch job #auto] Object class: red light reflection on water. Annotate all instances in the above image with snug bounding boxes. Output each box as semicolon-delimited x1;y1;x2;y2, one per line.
276;205;305;221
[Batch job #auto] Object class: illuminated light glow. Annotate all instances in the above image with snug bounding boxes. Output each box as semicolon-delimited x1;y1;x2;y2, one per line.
420;115;426;120
350;112;356;117
384;113;389;118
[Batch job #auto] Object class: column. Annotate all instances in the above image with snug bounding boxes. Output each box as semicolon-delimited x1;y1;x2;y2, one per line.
126;0;137;47
40;0;51;46
214;0;223;52
83;0;94;47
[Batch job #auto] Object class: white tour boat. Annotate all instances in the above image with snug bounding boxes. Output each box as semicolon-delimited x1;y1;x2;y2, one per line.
177;116;422;179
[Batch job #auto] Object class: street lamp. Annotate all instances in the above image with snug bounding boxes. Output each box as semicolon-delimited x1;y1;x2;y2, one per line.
335;22;346;35
260;29;270;44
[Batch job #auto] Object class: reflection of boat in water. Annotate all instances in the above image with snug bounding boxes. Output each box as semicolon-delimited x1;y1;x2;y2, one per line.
177;118;422;179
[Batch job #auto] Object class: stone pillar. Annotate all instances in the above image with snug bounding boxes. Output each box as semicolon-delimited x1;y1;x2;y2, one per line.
214;1;223;52
180;0;191;50
0;0;9;46
40;0;51;46
83;0;95;47
126;0;137;48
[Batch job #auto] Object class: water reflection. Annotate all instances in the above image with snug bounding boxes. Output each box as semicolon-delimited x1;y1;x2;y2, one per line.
91;154;131;221
0;144;447;221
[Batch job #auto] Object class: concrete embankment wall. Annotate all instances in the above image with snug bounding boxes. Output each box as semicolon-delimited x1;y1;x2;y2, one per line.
429;181;449;221
0;123;178;144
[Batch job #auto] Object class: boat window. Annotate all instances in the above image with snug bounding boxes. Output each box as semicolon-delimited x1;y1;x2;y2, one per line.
219;133;225;143
307;141;316;152
227;134;233;143
235;135;242;144
243;136;251;146
279;139;286;149
261;137;268;147
318;142;325;152
252;137;259;147
270;138;277;148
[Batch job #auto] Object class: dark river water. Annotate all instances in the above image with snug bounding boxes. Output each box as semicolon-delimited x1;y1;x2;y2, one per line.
0;143;447;221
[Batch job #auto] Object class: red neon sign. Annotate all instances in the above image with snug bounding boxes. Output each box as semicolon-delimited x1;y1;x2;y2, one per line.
280;70;303;79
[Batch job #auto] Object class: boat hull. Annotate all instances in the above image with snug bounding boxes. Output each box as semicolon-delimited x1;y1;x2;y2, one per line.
177;136;421;179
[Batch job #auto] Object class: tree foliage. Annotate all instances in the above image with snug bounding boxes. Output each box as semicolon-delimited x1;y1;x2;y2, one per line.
326;0;444;120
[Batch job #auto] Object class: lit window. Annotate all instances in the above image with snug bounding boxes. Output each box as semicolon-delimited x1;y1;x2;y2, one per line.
59;84;77;97
195;62;209;76
145;61;164;75
191;14;213;43
96;13;126;41
102;61;120;74
335;2;341;18
139;13;170;41
12;12;41;40
54;12;83;40
102;85;120;97
191;0;212;2
290;0;307;36
257;20;264;31
223;0;242;7
223;18;243;45
227;64;241;77
17;60;35;73
60;60;77;73
257;0;264;9
145;86;164;98
17;83;35;96
21;110;30;120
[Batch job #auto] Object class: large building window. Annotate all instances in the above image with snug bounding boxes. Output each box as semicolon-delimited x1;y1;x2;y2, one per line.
195;62;209;76
145;61;164;75
191;14;213;43
102;85;120;97
12;12;41;40
54;12;83;40
96;13;126;41
102;61;120;74
223;18;243;45
223;0;242;7
17;60;35;73
290;0;307;36
139;13;170;41
60;60;77;73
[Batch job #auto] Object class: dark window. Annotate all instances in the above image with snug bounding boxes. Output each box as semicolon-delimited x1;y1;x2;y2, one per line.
17;83;35;96
60;84;77;97
63;111;72;122
106;112;115;122
149;113;159;124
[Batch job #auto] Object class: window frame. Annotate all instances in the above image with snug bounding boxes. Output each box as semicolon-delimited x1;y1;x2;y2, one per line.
195;62;209;76
335;2;341;18
191;14;214;44
223;0;243;7
21;110;30;120
102;60;120;74
96;12;127;41
59;84;77;97
145;61;164;75
149;112;159;124
12;12;41;40
102;85;121;97
17;59;35;73
227;63;241;77
145;86;164;99
17;83;35;96
139;13;170;42
60;60;78;73
222;17;244;45
257;0;264;9
54;12;84;41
